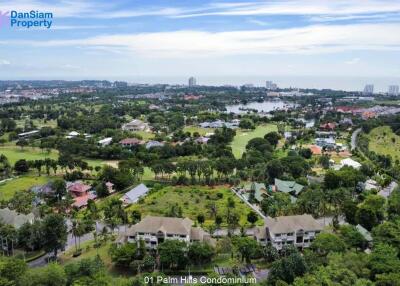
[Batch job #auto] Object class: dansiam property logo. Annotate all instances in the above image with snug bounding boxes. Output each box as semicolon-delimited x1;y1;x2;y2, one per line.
0;10;53;29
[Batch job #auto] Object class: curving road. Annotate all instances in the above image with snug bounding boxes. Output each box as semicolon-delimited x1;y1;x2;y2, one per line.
351;128;362;151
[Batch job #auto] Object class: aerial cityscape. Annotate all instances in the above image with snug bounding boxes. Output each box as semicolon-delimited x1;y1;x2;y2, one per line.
1;1;400;286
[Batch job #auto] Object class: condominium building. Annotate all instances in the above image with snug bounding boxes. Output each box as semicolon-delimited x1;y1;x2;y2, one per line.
266;81;278;90
120;216;215;249
188;77;197;87
388;85;399;96
363;84;374;95
254;214;323;250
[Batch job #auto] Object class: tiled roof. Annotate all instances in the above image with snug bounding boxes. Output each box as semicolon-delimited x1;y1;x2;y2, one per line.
265;214;322;234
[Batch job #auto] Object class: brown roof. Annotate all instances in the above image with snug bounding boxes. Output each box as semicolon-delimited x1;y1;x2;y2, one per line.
67;182;91;194
126;216;194;236
265;214;322;234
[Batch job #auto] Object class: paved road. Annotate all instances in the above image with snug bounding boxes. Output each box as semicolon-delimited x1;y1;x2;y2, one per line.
351;128;362;151
28;220;127;268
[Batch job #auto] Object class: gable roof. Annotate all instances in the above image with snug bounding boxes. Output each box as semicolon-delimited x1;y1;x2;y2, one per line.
356;224;373;242
274;178;304;196
0;208;35;229
67;181;91;194
127;216;193;236
122;183;149;203
265;214;322;234
340;158;361;169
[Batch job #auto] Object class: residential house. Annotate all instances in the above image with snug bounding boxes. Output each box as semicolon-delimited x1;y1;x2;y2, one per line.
339;118;353;127
340;158;361;170
319;122;336;131
66;131;80;139
146;140;164;149
122;119;150;132
30;183;55;205
0;208;35;229
98;137;112;147
309;145;322;155
273;178;304;202
315;131;336;138
254;214;323;250
119;216;215;249
67;181;96;208
119;138;144;147
356;224;373;248
195;136;210;144
105;182;115;194
18;130;39;138
364;179;381;191
120;183;149;205
315;137;336;150
243;182;269;204
378;181;398;199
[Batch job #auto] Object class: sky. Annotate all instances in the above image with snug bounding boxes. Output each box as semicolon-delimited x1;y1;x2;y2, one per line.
0;0;400;91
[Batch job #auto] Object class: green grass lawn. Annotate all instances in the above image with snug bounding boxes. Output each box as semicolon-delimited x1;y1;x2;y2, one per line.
0;175;53;200
231;124;278;158
133;130;154;140
15;119;58;129
183;126;215;136
127;185;262;227
368;125;400;161
0;146;58;165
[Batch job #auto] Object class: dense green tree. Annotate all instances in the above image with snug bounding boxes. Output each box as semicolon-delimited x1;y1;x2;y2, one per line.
188;242;215;265
14;159;30;174
310;233;346;257
234;237;259;263
158;240;188;270
339;225;368;250
356;195;386;231
368;243;400;279
109;243;137;267
372;220;400;254
20;263;67;286
264;131;281;148
42;214;68;258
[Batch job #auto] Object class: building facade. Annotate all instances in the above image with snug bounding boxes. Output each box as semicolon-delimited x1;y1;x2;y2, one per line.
120;216;214;249
254;214;323;250
188;77;197;87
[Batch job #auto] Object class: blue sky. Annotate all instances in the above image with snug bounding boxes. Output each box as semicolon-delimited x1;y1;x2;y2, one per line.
0;0;400;91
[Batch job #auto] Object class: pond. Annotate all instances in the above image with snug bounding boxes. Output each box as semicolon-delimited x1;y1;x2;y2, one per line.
225;100;296;114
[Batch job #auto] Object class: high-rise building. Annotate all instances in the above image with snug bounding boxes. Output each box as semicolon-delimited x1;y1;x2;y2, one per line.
388;85;399;96
363;84;374;95
266;80;278;90
188;77;197;87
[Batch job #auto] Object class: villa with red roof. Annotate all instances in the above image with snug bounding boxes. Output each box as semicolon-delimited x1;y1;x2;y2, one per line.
67;181;97;208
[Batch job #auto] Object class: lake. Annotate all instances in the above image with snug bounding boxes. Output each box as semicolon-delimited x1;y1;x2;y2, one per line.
225;100;296;114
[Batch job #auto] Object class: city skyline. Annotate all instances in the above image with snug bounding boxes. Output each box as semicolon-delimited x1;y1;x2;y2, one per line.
0;0;400;91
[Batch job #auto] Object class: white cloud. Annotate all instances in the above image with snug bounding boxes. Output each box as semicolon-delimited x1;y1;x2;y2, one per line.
173;0;400;18
2;23;399;58
0;59;10;65
345;58;361;65
2;0;400;20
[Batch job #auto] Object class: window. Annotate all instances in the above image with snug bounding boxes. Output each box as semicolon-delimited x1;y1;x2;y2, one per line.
275;234;281;237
